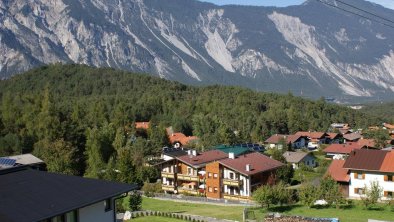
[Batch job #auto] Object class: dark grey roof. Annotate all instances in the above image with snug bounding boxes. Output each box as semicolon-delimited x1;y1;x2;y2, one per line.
0;167;137;222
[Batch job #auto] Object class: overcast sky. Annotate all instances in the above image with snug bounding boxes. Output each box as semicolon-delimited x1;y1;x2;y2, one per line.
199;0;394;10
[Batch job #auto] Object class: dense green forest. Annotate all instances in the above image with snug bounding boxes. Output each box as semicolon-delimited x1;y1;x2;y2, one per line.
361;102;394;123
0;64;382;184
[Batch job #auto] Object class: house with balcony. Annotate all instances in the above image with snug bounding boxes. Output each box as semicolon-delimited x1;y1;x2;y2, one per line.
205;152;283;201
328;149;394;200
160;149;228;195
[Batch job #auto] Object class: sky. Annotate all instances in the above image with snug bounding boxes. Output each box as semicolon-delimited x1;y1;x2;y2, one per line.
199;0;394;10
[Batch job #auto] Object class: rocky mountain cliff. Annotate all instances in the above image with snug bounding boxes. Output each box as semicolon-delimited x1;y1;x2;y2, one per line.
1;0;394;101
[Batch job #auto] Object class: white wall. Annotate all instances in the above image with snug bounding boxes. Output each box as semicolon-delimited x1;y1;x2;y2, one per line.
223;168;250;197
349;171;394;200
79;200;114;222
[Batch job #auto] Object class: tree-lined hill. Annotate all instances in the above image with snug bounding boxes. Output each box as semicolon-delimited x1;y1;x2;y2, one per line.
0;64;381;181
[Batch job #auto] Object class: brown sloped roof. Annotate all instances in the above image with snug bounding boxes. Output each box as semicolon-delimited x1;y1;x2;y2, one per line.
295;131;327;139
326;160;350;182
327;133;340;140
265;134;302;144
135;122;150;129
323;142;364;155
177;150;228;167
343;133;362;141
380;151;394;173
282;151;311;163
265;134;289;144
384;123;394;130
343;149;389;171
219;152;283;176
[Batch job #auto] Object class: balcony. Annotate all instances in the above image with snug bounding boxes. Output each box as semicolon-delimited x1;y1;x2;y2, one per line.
178;188;199;195
162;184;176;191
223;193;250;201
223;178;242;187
161;172;175;179
177;174;199;182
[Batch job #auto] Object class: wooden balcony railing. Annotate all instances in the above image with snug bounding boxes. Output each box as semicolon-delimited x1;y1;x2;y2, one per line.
223;178;242;187
161;172;175;179
177;174;199;182
161;184;176;191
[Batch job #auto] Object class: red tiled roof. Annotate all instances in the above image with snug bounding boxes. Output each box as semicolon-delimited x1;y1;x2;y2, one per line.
295;131;327;139
219;152;283;176
166;127;199;146
380;151;394;173
323;142;364;155
326;160;350;182
357;139;376;148
135;122;150;129
384;123;394;130
177;150;228;167
265;134;289;144
327;133;339;140
343;149;389;171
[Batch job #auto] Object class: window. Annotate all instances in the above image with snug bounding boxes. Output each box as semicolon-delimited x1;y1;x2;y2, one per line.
208;187;213;192
208;172;212;178
229;172;234;179
385;175;394;182
213;173;218;178
354;173;365;179
311;160;315;165
187;167;193;175
104;199;112;212
214;187;218;193
385;191;393;198
65;211;77;222
354;188;364;195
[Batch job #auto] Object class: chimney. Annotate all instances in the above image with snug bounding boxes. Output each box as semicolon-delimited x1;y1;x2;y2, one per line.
246;164;252;172
187;150;192;156
192;150;197;156
229;152;235;159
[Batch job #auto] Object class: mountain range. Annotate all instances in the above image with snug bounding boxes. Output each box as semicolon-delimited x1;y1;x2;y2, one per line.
1;0;394;101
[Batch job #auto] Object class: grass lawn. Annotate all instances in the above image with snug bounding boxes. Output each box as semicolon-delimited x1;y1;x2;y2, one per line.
127;216;185;222
141;197;245;221
250;203;394;222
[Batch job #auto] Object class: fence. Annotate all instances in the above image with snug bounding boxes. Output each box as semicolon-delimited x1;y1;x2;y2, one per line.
149;192;258;207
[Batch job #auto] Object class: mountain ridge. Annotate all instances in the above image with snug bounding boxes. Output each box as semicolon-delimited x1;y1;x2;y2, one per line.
1;0;394;102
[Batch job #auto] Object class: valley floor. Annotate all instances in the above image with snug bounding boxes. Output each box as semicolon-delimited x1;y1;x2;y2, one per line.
140;197;394;222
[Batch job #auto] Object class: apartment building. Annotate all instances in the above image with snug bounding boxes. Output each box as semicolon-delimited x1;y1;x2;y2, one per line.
205;152;283;201
160;150;228;195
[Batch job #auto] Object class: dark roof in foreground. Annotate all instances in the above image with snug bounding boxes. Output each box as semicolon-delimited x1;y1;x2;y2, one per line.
0;167;137;222
343;149;389;171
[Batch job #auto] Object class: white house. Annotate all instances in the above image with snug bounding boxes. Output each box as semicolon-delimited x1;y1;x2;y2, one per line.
282;151;317;169
343;149;394;200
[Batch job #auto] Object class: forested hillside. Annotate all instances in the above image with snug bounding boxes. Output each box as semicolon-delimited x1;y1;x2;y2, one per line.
0;64;380;183
361;102;394;123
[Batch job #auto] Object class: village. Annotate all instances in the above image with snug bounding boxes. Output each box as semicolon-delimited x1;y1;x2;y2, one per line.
135;122;394;203
2;120;394;222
